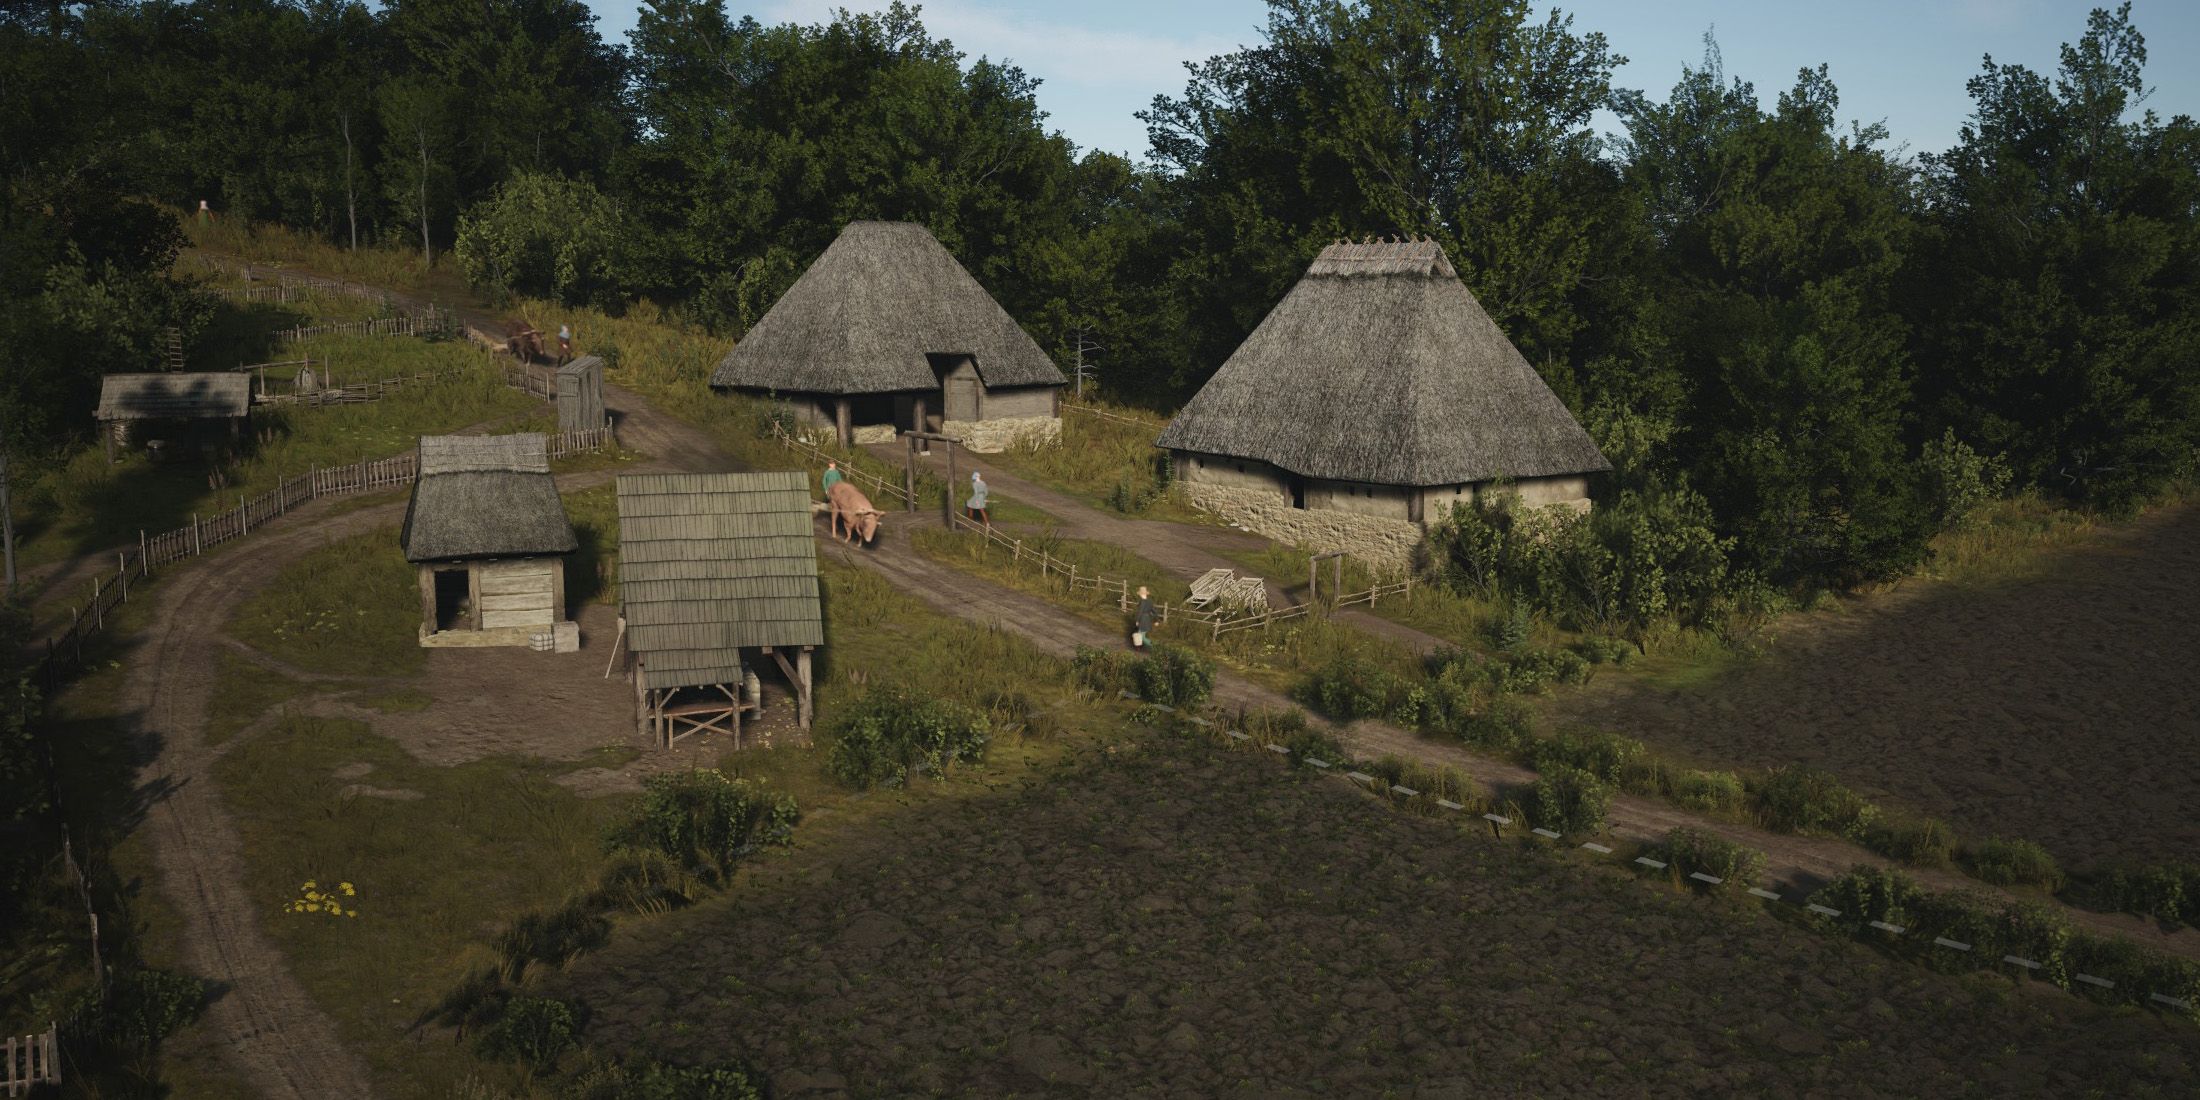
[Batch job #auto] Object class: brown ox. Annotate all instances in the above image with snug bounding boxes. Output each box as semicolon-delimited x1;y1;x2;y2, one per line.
505;323;545;363
827;480;883;546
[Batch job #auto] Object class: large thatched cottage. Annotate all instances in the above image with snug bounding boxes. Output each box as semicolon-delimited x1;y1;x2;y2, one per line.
710;221;1066;452
1156;239;1610;572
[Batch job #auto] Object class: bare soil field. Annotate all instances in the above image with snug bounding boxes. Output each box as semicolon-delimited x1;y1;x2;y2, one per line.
545;731;2198;1099
1549;501;2200;872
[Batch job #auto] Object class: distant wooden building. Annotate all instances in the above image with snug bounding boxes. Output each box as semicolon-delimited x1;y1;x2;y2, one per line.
400;433;579;648
709;221;1066;452
614;471;823;747
556;355;606;432
1156;240;1610;572
94;372;252;462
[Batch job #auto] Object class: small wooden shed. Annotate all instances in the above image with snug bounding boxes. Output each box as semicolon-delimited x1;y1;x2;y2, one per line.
556;355;605;432
614;471;823;747
94;372;252;462
400;433;579;648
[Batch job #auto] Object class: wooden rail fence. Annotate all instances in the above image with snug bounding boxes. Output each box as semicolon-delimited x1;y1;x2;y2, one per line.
255;365;456;407
0;1025;59;1097
275;305;448;344
770;423;919;507
1060;401;1166;431
34;423;614;693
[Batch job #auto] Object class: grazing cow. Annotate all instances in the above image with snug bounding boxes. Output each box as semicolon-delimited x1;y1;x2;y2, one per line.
827;479;883;546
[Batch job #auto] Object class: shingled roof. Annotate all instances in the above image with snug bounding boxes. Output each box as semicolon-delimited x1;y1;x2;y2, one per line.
614;471;823;692
400;433;577;563
95;373;252;420
1155;239;1610;488
709;221;1066;395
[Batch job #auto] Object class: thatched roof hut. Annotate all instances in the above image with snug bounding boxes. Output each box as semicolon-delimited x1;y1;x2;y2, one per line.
1157;239;1608;489
401;433;578;648
710;221;1065;450
615;471;823;744
401;434;577;563
95;372;253;421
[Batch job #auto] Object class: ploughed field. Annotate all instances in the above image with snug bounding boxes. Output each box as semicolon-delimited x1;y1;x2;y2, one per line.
1550;502;2200;872
546;732;2196;1097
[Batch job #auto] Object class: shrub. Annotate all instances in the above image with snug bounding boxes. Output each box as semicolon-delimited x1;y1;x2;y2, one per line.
1298;652;1409;720
1903;889;2009;973
422;965;507;1033
1529;729;1645;786
1455;698;1533;753
1507;647;1593;688
1529;766;1609;835
1655;827;1765;890
1992;901;2076;985
477;996;580;1071
1570;635;1637;665
825;690;991;790
2088;863;2199;927
496;901;612;981
1070;644;1136;694
1806;865;1923;934
1132;644;1215;708
69;967;205;1050
2065;936;2200;1015
610;769;798;875
1964;837;2065;891
1862;815;1957;868
1752;767;1877;838
570;1056;768;1100
1670;770;1748;815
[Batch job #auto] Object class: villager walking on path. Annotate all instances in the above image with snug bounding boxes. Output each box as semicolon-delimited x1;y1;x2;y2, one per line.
821;460;843;496
1132;585;1155;651
966;471;990;527
557;323;573;363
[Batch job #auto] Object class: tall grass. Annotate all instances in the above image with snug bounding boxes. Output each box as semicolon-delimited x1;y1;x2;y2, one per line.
183;214;453;298
227;528;425;677
986;402;1206;522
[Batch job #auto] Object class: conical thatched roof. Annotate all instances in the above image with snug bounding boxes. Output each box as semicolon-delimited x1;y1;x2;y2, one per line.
1156;240;1609;488
401;433;577;562
709;221;1066;395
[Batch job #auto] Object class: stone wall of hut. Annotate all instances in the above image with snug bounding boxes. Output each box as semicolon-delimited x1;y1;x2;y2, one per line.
942;415;1061;453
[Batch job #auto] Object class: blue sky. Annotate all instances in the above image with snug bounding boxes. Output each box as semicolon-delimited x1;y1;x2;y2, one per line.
582;0;2200;163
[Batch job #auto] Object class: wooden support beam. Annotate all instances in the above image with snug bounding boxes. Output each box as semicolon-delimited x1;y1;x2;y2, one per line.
834;397;852;449
796;647;813;730
467;564;483;631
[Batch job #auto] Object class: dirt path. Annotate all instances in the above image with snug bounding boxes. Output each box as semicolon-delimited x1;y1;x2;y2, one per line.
870;442;1455;655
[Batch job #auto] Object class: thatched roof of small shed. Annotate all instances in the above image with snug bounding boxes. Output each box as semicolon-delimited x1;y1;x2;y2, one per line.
95;373;251;420
615;471;823;692
709;221;1066;396
1155;239;1609;488
401;433;576;563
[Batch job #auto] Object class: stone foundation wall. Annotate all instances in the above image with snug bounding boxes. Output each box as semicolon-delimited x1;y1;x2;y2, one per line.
942;415;1062;454
1182;483;1422;575
796;424;899;446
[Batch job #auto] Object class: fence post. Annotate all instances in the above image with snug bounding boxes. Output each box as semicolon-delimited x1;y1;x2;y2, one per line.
139;530;148;574
239;494;248;535
193;514;201;555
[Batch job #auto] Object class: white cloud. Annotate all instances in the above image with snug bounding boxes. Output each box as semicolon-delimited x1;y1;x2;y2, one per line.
758;0;1242;90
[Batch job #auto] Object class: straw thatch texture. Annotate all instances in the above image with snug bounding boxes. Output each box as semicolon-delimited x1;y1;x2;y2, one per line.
615;471;823;691
95;373;251;420
710;221;1066;395
1156;241;1609;487
418;432;550;475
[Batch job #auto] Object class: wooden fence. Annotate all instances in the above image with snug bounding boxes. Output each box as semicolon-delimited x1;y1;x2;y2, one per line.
0;1025;59;1097
35;423;614;692
770;423;919;507
1060;401;1166;431
276;305;447;344
255;365;455;407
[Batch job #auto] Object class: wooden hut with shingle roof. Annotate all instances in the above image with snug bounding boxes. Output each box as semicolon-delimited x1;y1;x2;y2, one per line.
614;471;823;747
710;221;1066;452
1156;238;1610;569
94;372;253;462
401;433;578;648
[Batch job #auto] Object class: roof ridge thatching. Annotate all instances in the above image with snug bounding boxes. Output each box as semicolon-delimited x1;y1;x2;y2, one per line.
1155;249;1609;488
709;221;1066;396
418;432;549;475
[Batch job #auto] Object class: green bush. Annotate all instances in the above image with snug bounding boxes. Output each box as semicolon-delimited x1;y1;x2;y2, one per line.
2066;936;2200;1014
1529;729;1645;786
1505;647;1593;689
1298;652;1409;720
496;901;612;982
69;967;205;1050
1670;769;1747;814
1903;889;2010;974
824;690;991;790
609;769;799;875
1528;766;1609;835
586;846;696;915
1805;865;1923;934
1570;635;1637;665
1654;827;1766;890
1862;815;1956;868
477;995;580;1071
1752;766;1877;838
1455;698;1534;753
1485;602;1533;651
2088;863;2199;927
570;1056;769;1100
1992;901;2076;985
1131;644;1215;708
1070;644;1136;694
1964;837;2065;891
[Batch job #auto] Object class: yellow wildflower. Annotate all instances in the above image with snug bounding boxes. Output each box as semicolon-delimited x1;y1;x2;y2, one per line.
339;882;355;896
303;880;316;890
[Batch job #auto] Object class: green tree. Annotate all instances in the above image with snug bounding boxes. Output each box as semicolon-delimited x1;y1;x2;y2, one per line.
454;171;634;305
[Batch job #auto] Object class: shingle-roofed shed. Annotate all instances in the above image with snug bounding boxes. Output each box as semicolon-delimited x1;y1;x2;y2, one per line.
615;471;822;746
401;433;578;648
1156;238;1611;572
709;221;1066;452
94;372;254;462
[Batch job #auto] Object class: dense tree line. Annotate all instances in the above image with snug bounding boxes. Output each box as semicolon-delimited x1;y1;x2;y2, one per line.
2;0;2195;599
